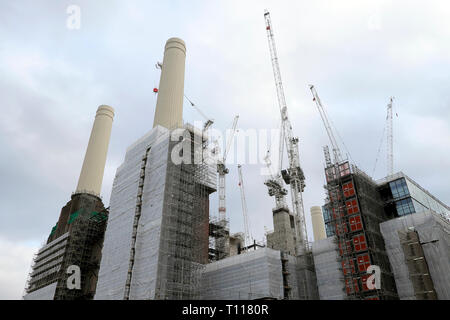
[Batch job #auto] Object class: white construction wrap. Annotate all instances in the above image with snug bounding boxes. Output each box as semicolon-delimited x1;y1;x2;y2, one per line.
95;126;170;299
312;237;345;300
200;248;284;300
23;282;57;300
380;210;450;299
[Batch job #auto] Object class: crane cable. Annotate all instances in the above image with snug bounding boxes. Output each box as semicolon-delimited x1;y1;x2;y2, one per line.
372;115;387;178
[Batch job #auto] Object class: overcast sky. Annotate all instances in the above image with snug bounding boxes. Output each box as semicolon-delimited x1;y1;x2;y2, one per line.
1;0;449;299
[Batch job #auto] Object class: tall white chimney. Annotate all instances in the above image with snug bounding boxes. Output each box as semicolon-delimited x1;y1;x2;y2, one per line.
153;37;186;129
311;206;327;241
76;105;114;196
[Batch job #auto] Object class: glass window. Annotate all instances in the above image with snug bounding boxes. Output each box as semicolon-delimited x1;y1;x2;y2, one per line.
395;198;415;216
389;178;410;200
322;205;332;222
325;222;335;237
405;178;450;219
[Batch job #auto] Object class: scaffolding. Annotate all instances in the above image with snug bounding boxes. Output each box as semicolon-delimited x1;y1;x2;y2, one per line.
24;193;108;300
154;128;215;299
209;217;230;262
324;160;398;299
53;206;108;300
380;210;449;299
94;125;217;300
398;229;438;299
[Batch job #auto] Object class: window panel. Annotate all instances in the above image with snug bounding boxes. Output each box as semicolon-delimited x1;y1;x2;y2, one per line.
325;222;335;237
322;206;332;222
395;198;415;216
345;199;359;215
353;234;367;252
342;181;355;198
349;214;363;231
389;178;410;200
357;253;371;272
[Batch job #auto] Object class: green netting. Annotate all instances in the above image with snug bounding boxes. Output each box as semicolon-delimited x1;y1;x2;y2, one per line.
68;209;83;224
50;223;58;236
90;211;107;221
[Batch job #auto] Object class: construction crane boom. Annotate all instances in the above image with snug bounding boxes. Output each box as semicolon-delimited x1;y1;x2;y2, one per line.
264;10;308;255
184;95;214;131
237;164;252;248
157;62;214;132
217;115;239;220
309;85;342;163
386;97;394;176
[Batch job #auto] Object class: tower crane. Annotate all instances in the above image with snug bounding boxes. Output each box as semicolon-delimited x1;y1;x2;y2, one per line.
386;97;394;176
264;10;308;255
263;148;288;211
184;95;214;132
217;115;239;221
309;85;343;164
237;164;253;248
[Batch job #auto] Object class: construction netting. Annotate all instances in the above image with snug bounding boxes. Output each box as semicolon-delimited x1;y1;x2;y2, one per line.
200;248;284;300
312;237;345;300
95;124;217;300
23;282;57;300
380;210;450;299
95;126;170;299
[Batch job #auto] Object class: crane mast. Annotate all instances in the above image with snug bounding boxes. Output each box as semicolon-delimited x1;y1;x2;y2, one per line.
386;97;394;176
264;10;308;255
237;164;252;248
309;85;342;164
217;115;239;220
263;150;288;211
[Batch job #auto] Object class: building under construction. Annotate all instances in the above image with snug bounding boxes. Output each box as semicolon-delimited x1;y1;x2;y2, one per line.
313;157;450;299
94;123;216;299
24;105;115;300
94;38;219;300
319;159;398;299
22;23;450;300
